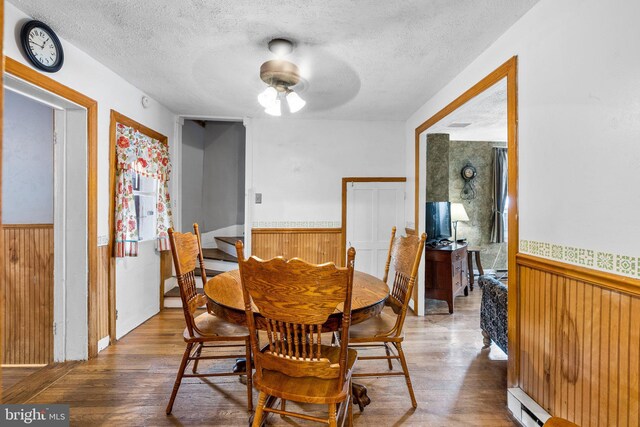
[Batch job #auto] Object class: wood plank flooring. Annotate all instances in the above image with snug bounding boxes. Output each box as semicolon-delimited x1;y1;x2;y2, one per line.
1;366;43;393
10;289;516;426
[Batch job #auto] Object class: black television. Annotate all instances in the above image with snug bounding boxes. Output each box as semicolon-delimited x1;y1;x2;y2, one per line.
425;202;452;243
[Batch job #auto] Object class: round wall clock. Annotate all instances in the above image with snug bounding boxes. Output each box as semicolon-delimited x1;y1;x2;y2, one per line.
20;20;64;73
460;163;477;200
461;164;477;181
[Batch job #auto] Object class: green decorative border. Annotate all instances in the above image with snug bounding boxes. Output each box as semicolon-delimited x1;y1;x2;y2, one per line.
520;240;639;279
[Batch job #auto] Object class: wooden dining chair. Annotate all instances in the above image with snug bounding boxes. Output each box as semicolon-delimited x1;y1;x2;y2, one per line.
165;224;253;415
236;242;357;427
348;227;426;408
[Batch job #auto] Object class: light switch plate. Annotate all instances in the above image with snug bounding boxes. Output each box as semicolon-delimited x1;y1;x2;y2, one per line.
255;193;262;204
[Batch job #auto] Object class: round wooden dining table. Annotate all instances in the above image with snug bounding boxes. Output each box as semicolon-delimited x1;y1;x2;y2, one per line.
204;269;390;329
204;269;390;413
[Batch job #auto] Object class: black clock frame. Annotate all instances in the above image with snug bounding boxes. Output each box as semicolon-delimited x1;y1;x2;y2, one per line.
20;20;64;73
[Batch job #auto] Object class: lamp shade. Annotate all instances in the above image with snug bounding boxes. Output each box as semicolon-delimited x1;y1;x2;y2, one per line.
286;91;306;113
258;86;278;108
450;203;469;222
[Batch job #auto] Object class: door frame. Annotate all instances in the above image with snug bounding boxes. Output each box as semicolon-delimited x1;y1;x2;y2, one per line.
108;110;169;343
3;56;99;359
341;177;406;266
413;56;518;386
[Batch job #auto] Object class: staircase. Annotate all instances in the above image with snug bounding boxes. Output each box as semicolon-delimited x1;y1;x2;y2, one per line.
163;236;244;308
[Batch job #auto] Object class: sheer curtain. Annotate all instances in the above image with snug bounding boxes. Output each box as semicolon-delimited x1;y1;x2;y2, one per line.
114;122;173;257
490;147;507;243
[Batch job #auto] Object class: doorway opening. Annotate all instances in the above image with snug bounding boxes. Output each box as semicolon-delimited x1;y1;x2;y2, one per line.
413;56;518;384
165;119;246;308
1;72;89;389
423;78;508;316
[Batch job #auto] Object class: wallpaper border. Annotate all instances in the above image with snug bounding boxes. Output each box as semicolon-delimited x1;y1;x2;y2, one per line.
519;239;638;279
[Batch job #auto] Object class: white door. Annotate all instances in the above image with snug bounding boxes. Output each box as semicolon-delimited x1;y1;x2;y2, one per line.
346;181;405;278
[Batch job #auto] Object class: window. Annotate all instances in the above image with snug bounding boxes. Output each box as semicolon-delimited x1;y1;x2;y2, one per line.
113;118;173;258
132;173;158;242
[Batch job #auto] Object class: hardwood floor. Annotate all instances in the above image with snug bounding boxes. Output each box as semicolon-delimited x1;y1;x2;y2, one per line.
1;366;44;392
10;289;516;426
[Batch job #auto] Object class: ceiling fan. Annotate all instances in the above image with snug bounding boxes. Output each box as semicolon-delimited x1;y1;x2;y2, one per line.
257;38;306;116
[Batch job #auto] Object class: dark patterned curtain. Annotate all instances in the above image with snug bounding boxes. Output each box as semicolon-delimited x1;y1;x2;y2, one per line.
490;148;507;243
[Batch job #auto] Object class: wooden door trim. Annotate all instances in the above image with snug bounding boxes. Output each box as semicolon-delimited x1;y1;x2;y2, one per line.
4;56;99;358
412;56;518;386
108;110;169;343
340;177;406;266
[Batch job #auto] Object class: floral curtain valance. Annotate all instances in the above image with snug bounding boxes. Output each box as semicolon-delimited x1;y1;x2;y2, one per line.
114;122;173;257
116;123;171;180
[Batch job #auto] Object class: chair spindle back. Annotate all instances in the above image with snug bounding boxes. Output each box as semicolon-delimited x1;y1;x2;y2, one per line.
382;227;427;335
236;242;356;386
168;226;209;338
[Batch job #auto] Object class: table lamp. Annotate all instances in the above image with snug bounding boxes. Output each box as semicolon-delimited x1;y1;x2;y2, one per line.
450;202;469;242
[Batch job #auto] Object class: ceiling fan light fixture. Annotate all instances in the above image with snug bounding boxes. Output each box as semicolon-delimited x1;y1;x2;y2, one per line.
258;86;278;108
264;98;282;116
286;91;306;113
258;40;305;115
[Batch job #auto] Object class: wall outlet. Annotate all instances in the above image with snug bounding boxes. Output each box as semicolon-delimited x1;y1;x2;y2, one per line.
255;193;262;204
98;235;109;246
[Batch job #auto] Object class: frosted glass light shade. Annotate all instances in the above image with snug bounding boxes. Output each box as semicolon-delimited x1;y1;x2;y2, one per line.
450;202;470;222
286;91;306;113
264;98;281;116
258;86;278;108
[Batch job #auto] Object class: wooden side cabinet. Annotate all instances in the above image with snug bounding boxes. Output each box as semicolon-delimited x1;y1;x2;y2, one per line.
424;243;469;313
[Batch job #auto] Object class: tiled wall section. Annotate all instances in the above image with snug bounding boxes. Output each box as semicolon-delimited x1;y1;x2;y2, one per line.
253;221;341;228
519;240;639;278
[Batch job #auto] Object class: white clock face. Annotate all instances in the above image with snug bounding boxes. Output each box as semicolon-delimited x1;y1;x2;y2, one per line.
28;27;58;67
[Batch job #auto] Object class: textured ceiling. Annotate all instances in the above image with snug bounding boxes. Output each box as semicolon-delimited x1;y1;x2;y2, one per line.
428;78;507;141
9;0;538;120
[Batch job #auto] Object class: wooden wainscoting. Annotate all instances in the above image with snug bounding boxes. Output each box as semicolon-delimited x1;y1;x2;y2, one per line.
251;228;342;265
2;224;54;365
516;253;639;426
96;245;110;344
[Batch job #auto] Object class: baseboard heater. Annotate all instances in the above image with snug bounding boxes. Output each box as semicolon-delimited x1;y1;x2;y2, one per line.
508;388;551;426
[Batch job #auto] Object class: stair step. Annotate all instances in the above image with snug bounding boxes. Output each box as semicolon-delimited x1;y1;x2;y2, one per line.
164;286;204;298
214;236;244;246
195;267;224;278
203;258;237;272
202;248;237;263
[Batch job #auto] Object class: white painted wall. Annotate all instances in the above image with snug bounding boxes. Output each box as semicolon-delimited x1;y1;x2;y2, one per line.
202;121;245;232
181;120;205;231
249;118;405;225
4;4;178;343
405;0;640;258
2;90;54;223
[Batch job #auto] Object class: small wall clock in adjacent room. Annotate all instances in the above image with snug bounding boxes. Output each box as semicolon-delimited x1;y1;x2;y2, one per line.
20;20;64;73
460;163;477;200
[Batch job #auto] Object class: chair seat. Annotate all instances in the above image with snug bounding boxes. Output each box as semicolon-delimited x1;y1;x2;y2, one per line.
254;345;358;404
349;306;402;342
183;312;249;341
